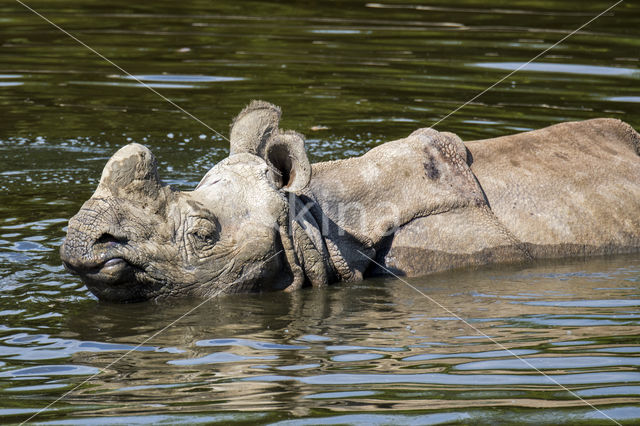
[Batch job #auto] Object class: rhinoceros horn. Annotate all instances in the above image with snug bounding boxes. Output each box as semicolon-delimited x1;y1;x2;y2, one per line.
94;143;164;202
230;100;311;192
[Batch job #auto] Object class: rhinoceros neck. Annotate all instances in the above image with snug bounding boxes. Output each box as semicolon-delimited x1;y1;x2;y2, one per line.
291;191;371;282
302;128;505;281
286;195;337;286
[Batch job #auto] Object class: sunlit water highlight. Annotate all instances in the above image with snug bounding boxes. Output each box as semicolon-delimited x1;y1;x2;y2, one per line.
0;0;639;424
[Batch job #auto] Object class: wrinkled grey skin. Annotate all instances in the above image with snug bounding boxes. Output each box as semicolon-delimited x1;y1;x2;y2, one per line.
60;100;640;302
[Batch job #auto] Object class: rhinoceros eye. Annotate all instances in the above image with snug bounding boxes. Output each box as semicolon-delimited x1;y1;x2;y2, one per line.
188;217;218;249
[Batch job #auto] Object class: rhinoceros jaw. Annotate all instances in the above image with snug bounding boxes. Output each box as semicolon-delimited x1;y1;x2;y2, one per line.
63;255;138;287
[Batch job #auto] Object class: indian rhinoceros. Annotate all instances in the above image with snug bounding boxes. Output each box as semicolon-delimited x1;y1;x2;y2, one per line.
59;101;640;302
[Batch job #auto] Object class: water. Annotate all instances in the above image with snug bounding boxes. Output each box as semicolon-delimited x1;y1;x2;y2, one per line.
1;0;639;424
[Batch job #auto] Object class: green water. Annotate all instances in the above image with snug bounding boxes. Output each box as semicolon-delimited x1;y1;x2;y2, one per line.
1;0;639;424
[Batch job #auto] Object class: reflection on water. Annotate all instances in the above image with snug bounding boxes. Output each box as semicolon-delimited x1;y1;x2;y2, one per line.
119;74;245;83
70;74;248;90
0;0;639;424
472;62;640;77
2;254;639;424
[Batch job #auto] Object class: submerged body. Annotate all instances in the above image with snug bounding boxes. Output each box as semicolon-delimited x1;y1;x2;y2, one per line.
60;101;640;302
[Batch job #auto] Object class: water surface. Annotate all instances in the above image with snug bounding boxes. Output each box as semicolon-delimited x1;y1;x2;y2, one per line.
0;0;639;424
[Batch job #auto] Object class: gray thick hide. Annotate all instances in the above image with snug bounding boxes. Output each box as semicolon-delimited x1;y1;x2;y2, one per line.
60;99;640;302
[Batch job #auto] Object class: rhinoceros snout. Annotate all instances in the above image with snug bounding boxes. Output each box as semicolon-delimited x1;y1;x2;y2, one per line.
60;237;131;277
60;198;136;281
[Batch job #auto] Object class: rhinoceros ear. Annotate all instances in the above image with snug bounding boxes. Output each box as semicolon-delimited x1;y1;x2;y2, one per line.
96;143;163;199
229;100;281;156
263;130;312;192
229;100;311;192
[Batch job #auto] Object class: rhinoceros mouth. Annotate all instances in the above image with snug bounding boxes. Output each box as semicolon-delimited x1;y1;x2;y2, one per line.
63;256;139;286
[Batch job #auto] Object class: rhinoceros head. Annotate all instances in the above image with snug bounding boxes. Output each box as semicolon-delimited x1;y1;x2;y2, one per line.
60;101;312;302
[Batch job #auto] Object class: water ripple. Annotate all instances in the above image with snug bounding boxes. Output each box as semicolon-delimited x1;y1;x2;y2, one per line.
455;356;640;370
246;371;640;386
168;352;278;365
196;338;308;350
0;364;99;378
473;62;639;77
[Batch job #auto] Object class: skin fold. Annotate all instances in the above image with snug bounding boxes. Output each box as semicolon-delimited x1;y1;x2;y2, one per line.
59;101;640;302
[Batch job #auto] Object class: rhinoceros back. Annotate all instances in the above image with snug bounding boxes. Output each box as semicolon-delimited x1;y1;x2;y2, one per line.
466;118;640;258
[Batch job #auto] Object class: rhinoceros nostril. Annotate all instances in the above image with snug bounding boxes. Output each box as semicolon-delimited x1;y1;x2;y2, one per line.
96;233;126;246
